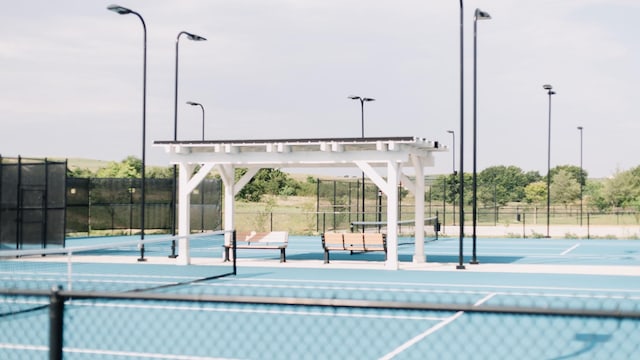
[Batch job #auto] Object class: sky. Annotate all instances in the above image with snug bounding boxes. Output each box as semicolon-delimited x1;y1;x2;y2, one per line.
1;0;639;179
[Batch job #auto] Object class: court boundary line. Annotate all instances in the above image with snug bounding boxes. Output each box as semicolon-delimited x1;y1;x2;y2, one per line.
379;293;497;359
227;277;640;294
561;244;580;255
77;301;449;321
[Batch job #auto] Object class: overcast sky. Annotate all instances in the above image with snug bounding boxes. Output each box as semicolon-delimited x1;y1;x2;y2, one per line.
2;0;638;178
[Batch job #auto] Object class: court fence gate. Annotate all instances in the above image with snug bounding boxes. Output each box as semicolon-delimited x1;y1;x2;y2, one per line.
0;156;66;250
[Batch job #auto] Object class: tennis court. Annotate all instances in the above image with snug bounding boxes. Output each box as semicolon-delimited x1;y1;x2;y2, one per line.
1;234;639;359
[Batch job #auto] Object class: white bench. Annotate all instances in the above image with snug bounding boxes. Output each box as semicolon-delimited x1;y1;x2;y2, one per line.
224;231;289;263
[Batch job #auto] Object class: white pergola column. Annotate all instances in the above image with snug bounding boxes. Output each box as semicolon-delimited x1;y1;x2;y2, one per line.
412;155;426;263
177;162;215;265
216;164;235;247
177;163;194;265
217;165;262;249
385;161;400;270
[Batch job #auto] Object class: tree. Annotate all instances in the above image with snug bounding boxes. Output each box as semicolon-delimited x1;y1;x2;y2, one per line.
235;168;300;202
550;164;588;187
524;181;547;204
95;156;141;178
550;169;580;208
477;165;540;206
597;167;640;210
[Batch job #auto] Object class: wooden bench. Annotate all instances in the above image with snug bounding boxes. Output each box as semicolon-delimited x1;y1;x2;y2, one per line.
321;232;387;264
224;231;288;263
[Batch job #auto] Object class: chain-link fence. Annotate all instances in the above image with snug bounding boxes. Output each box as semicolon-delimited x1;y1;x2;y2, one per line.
2;286;639;359
0;156;66;249
66;177;222;236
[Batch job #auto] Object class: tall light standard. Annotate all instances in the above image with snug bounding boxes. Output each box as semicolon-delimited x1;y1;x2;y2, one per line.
349;95;375;232
186;101;206;233
447;130;456;227
174;32;207;139
543;84;556;238
187;101;206;141
577;126;583;226
107;4;148;261
471;8;491;265
170;31;206;257
457;0;465;270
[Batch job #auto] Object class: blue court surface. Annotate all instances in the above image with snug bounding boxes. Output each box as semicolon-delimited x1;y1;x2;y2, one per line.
1;235;639;359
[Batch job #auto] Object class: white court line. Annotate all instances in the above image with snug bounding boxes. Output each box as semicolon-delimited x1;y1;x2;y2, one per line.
192;282;640;301
62;347;236;360
213;277;640;294
561;244;580;255
74;301;448;322
379;293;497;360
0;342;48;352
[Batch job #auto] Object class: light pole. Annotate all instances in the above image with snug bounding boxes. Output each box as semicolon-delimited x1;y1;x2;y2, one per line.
187;101;206;141
543;84;556;238
447;130;456;227
577;126;583;226
471;8;491;265
174;32;207;140
186;101;207;233
457;0;465;270
349;95;375;232
107;4;148;261
170;31;206;257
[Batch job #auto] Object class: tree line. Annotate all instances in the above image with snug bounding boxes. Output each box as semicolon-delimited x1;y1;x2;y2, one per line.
68;156;640;212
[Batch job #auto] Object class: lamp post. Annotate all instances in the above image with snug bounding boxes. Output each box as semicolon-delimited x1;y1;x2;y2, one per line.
543;84;556;238
447;130;456;227
186;101;207;233
457;0;465;270
349;95;375;232
107;4;148;261
187;101;206;141
577;126;583;226
174;32;207;139
471;8;491;265
170;31;206;257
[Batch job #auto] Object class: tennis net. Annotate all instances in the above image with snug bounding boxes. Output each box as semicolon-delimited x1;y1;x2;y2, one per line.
0;230;236;294
350;216;441;242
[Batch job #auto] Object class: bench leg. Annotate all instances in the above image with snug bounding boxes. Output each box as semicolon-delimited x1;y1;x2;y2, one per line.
324;250;330;264
223;246;230;262
280;248;286;263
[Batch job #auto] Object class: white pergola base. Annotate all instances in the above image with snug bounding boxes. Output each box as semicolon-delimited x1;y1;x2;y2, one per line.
154;136;446;269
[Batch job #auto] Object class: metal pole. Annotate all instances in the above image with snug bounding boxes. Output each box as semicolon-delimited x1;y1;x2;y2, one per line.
457;0;465;270
201;105;206;141
361;99;366;233
171;33;183;257
578;126;583;226
349;96;375;232
107;5;148;260
471;9;491;265
49;285;64;360
447;130;456;226
543;85;555;238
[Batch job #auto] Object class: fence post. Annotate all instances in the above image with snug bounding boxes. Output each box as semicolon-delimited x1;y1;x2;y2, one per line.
49;285;64;360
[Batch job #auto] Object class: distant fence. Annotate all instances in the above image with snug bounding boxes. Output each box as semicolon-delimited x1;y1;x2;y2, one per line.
66;177;223;236
0;157;66;249
232;209;640;239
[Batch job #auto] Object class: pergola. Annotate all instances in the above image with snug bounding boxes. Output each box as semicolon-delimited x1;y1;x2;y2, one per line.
154;136;445;270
